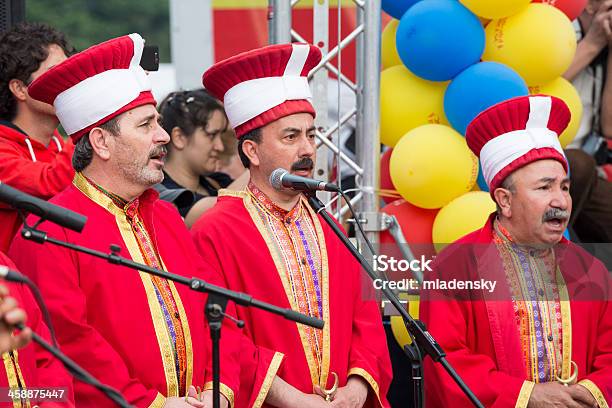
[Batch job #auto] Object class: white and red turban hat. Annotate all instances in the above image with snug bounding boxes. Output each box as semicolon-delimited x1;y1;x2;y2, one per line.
466;95;570;193
202;43;322;138
28;33;156;142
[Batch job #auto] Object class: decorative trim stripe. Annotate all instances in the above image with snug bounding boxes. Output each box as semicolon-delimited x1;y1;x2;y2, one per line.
164;260;193;395
253;352;284;408
12;351;29;408
302;196;331;389
348;367;382;408
514;381;535;408
3;352;26;408
148;393;166;408
218;189;248;198
578;379;609;408
556;267;572;380
203;381;235;408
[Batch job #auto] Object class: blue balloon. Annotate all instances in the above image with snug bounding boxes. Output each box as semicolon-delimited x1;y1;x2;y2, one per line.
563;229;571;240
396;0;484;81
477;166;489;192
382;0;422;19
444;62;529;135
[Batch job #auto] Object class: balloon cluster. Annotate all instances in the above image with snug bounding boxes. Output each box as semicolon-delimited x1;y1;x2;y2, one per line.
379;0;583;252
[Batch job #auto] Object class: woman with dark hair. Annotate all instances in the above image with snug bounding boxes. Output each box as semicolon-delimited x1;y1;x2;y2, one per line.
158;89;246;219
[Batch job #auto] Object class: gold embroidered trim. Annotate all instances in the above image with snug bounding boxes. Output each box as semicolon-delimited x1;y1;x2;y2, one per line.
348;367;382;408
164;259;193;394
203;381;236;408
556;267;572;380
12;351;29;408
74;172;180;396
302;196;331;389
218;189;248;198
253;351;284;408
578;379;609;408
514;381;534;408
3;351;28;408
147;392;166;408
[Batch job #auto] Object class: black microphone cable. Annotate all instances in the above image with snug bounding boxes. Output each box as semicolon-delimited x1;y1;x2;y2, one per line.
0;266;58;348
13;322;132;408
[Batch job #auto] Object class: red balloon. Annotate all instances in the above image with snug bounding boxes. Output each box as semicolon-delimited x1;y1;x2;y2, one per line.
380;199;438;262
533;0;587;21
380;149;397;204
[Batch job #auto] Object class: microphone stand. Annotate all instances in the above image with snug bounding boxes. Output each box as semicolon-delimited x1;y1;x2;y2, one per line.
21;224;324;408
14;323;132;408
307;194;484;408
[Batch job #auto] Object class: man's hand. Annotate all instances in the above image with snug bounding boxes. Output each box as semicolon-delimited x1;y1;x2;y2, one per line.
162;396;203;408
584;0;612;51
0;285;31;353
569;384;598;408
314;376;369;408
528;382;597;408
200;389;229;408
265;375;328;408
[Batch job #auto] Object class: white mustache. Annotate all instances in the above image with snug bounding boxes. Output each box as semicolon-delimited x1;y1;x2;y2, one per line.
542;208;570;222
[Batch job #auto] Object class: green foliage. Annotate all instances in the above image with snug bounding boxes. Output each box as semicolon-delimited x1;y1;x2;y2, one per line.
26;0;171;62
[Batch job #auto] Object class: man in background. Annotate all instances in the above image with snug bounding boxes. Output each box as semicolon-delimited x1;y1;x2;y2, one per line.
0;23;75;252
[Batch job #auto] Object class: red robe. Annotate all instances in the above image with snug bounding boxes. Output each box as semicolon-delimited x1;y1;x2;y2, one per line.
191;190;392;408
0;124;74;252
9;174;278;407
0;252;75;407
420;214;612;407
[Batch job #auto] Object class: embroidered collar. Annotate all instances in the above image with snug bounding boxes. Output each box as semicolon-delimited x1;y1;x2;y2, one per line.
493;217;552;258
81;173;140;219
247;181;302;224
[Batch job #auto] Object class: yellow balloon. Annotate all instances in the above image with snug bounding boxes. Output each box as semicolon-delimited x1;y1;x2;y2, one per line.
390;124;478;209
529;77;583;148
380;66;449;147
390;294;420;348
432;191;496;252
460;0;530;19
482;4;576;86
382;19;402;70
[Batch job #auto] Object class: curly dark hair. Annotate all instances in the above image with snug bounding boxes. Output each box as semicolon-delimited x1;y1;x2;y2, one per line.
158;89;227;157
0;22;75;121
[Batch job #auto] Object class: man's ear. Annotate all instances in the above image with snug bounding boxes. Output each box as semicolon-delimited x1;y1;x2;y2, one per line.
88;128;112;161
493;188;513;218
242;139;260;167
170;126;188;150
8;79;28;102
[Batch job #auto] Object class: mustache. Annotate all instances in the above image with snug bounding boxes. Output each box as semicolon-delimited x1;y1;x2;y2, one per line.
290;157;314;172
542;208;570;222
149;145;167;159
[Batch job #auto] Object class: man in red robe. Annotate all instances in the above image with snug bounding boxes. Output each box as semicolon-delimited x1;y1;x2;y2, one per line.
420;95;612;407
0;23;75;253
9;34;279;407
0;251;75;407
191;43;392;408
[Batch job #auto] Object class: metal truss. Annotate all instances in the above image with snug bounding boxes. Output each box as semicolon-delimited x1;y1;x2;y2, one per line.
268;0;382;246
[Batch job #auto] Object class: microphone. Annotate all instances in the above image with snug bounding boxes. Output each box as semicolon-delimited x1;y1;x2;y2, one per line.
270;168;339;193
0;266;28;283
0;182;86;233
